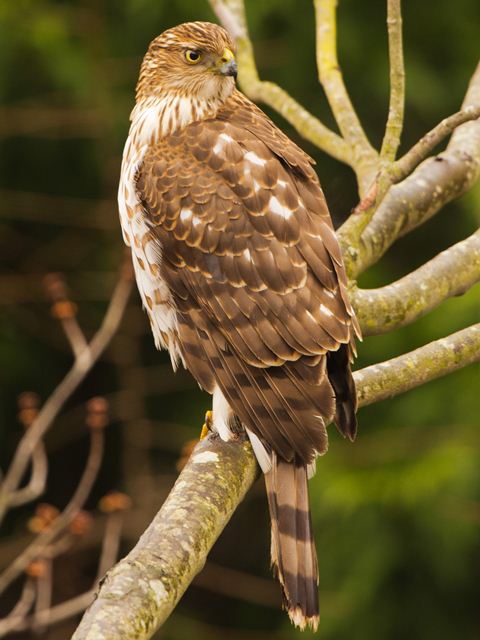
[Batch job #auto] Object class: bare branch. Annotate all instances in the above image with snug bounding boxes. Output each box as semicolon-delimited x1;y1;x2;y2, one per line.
349;61;480;277
0;590;95;637
71;323;480;639
314;0;379;191
355;324;480;406
0;497;126;636
208;0;351;164
391;106;480;182
8;444;48;508
380;0;405;161
32;558;52;635
0;579;36;637
0;261;132;524
96;512;125;580
352;229;480;335
43;273;89;357
0;428;104;594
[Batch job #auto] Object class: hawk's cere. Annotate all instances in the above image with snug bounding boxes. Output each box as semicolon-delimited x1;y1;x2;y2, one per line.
118;21;360;631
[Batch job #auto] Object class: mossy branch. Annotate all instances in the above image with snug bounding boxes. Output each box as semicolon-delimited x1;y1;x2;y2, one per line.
338;63;480;277
355;324;480;406
352;229;480;335
346;61;480;277
72;323;480;640
380;0;405;161
314;0;379;192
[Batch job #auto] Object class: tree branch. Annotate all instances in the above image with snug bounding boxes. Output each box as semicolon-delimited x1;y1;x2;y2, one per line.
380;0;405;161
352;228;480;335
0;260;132;525
208;0;351;165
314;0;379;191
71;323;480;639
0;429;104;594
355;324;480;406
7;443;48;508
348;61;480;277
390;105;480;183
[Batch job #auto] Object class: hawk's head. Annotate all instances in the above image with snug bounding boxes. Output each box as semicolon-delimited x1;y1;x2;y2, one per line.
136;22;237;102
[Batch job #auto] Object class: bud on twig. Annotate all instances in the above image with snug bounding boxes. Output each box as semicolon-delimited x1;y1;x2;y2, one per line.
86;397;109;431
69;510;94;536
98;491;132;514
17;391;40;429
27;503;59;533
26;559;48;579
43;273;78;319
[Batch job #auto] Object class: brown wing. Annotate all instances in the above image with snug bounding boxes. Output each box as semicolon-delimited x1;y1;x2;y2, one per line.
136;91;359;462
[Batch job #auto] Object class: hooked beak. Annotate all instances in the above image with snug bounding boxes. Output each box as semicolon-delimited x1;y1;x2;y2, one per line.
216;48;238;79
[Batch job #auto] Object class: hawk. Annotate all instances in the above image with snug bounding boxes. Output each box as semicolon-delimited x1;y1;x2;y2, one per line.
119;21;360;631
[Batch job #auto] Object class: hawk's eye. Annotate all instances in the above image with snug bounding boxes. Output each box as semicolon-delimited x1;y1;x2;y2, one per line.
185;50;202;64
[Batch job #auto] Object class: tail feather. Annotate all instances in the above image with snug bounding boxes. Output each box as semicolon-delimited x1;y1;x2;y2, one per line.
265;452;319;631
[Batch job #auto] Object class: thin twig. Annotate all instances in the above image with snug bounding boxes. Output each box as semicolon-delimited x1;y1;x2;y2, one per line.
347;61;480;277
32;558;52;635
44;273;89;358
391;105;480;182
8;443;48;508
96;512;124;580
314;0;379;191
0;578;36;636
0;260;132;524
0;504;124;635
60;317;89;358
380;0;405;161
338;63;480;277
0;590;96;636
0;429;105;594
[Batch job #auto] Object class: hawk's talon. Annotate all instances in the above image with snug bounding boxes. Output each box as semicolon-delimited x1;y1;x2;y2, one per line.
200;410;213;440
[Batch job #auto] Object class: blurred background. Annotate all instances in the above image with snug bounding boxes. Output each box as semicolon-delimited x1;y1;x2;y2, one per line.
0;1;479;638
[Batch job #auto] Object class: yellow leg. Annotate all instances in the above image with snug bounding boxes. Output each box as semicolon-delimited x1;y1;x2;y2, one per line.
200;410;213;440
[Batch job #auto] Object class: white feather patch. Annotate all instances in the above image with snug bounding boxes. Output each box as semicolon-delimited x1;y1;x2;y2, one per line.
212;385;234;441
269;195;293;220
246;429;272;474
244;151;266;167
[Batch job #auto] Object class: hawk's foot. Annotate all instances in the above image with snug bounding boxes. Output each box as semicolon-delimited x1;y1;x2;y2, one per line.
200;410;213;440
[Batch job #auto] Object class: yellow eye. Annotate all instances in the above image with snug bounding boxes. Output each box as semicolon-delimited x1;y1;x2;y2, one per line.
185;50;202;64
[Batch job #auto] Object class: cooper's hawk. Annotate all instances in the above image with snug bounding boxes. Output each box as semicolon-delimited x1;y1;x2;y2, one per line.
119;21;359;631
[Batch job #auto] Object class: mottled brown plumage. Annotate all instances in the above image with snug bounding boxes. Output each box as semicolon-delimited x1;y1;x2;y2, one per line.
118;21;360;631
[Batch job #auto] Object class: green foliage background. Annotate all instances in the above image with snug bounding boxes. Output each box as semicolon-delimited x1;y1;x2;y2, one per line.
0;1;479;638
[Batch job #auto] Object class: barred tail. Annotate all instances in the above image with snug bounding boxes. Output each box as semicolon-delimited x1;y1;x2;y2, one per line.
264;452;319;631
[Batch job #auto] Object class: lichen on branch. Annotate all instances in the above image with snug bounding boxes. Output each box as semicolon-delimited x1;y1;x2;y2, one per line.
352;229;480;335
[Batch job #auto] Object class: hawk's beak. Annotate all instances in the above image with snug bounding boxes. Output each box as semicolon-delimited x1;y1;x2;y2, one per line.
216;48;238;79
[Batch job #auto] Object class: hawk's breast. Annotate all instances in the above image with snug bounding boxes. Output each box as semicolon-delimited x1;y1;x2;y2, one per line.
118;115;182;367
